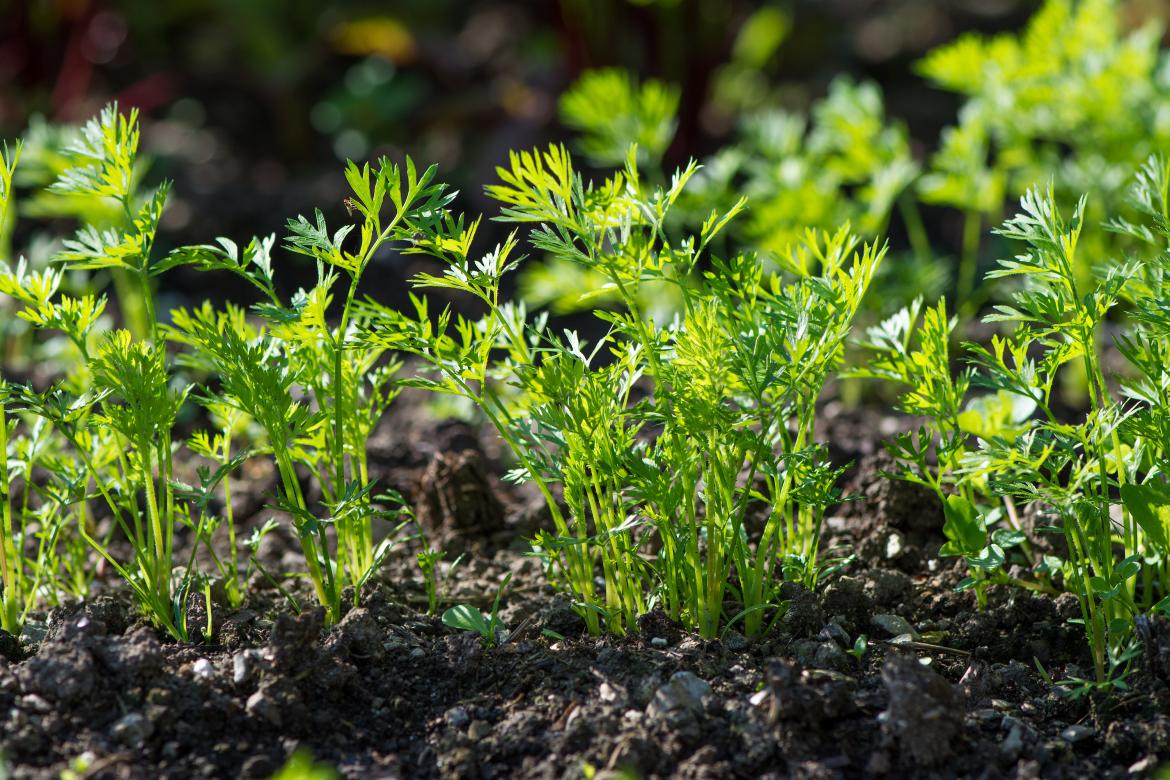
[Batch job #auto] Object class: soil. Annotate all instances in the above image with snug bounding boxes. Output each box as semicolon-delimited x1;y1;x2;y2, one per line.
2;398;1169;780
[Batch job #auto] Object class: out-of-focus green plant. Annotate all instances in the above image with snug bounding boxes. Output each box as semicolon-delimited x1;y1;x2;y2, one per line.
691;77;919;264
918;0;1170;310
542;0;1170;328
532;70;923;321
266;750;340;780
706;5;792;116
559;68;680;169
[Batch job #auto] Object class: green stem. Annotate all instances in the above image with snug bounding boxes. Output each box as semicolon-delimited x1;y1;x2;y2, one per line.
275;448;336;621
0;399;17;633
1066;514;1107;683
898;195;931;262
140;446;167;601
957;210;982;319
332;276;359;502
222;432;240;603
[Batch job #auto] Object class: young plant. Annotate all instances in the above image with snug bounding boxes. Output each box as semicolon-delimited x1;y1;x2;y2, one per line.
2;105;423;636
973;185;1140;682
367;143;883;639
165;156;445;624
851;298;1043;607
182;407;254;609
364;147;666;635
0;107;202;639
442;572;512;648
416;547;444;616
426;550;466;617
847;634;868;665
648;227;885;638
864;169;1160;684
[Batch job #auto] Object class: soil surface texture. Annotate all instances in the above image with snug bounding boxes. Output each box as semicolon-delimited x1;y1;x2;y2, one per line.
1;401;1167;780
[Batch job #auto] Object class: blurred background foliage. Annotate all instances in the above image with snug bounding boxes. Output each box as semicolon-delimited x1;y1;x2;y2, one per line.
0;1;1042;230
2;0;1170;314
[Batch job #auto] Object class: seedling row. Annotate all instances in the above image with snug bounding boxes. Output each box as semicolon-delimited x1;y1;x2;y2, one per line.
2;0;1169;694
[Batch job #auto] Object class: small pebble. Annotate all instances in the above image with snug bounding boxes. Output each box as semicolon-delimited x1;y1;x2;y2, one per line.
467;720;491;741
232;653;251;685
20;694;51;713
650;637;668;648
112;713;153;747
871;613;920;640
1061;724;1095;744
885;532;906;559
1129;756;1156;774
246;691;282;727
1001;724;1025;760
647;671;711;721
819;623;850;648
445;706;471;729
192;658;213;679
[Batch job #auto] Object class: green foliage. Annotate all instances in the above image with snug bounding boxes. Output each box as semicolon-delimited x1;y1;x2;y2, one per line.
547;0;1170;327
367;142;883;638
267;750;340;780
441;572;512;648
166;154;445;624
851;298;1036;607
705;78;917;263
0;106;423;637
0;105;203;639
559;69;680;168
5;1;1170;692
918;0;1170;308
858;157;1170;684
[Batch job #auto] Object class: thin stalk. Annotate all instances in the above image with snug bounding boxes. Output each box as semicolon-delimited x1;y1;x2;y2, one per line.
274;449;335;620
1066;513;1107;683
585;480;621;634
332;280;359;500
611;277;667;393
0;399;17;632
328;207;412;577
139;447;167;602
898;196;932;263
221;431;240;603
160;434;176;591
957;210;982;319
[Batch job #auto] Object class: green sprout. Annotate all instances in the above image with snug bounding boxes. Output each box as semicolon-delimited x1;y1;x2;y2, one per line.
442;572;512;648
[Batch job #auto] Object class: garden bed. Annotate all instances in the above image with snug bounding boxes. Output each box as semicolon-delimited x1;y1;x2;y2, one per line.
1;401;1165;780
4;4;1170;777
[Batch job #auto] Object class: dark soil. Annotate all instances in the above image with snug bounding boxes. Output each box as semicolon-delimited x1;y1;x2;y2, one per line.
2;400;1169;779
